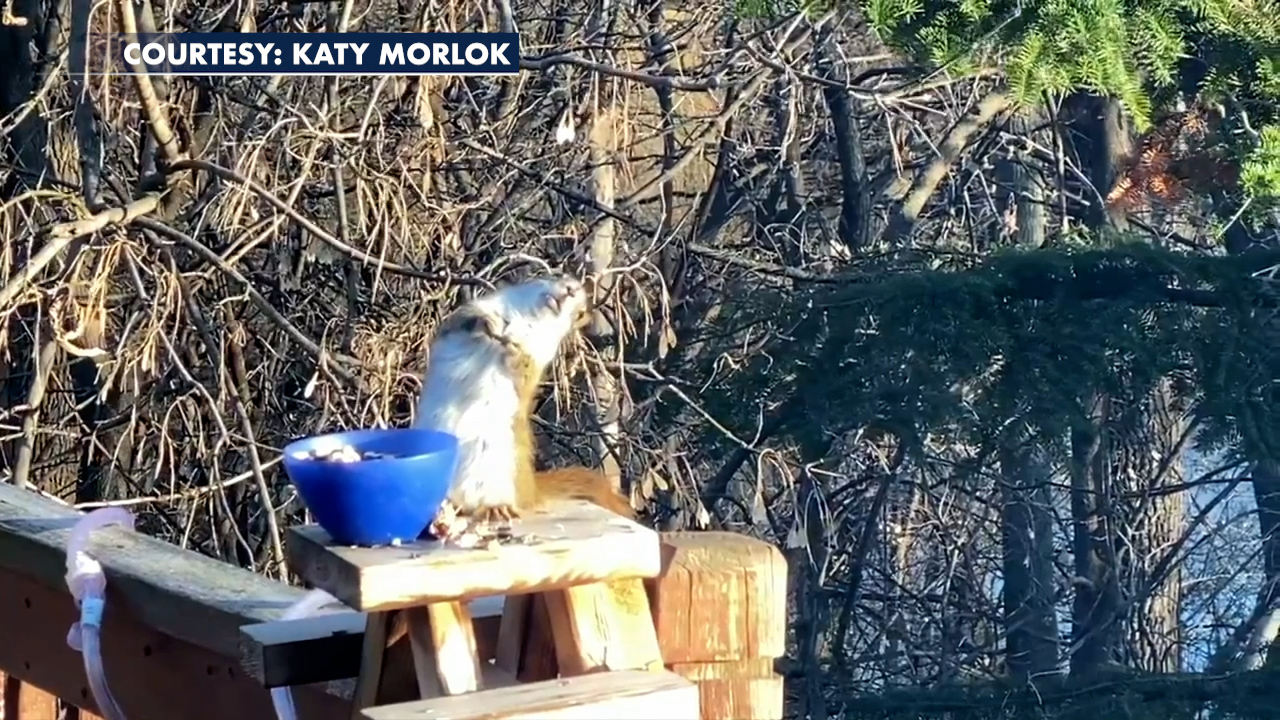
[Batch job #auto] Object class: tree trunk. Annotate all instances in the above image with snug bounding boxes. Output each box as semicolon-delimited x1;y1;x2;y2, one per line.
1069;395;1122;675
583;108;624;491
997;112;1059;681
1211;184;1280;671
1113;379;1187;672
1063;93;1187;676
790;467;831;720
1066;93;1133;232
1251;460;1280;668
1000;440;1059;679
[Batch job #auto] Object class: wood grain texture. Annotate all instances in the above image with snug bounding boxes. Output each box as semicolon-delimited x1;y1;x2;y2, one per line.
542;580;664;676
669;659;784;720
287;501;662;611
0;568;346;720
358;669;700;720
241;596;505;688
404;603;482;696
647;531;787;663
0;482;312;660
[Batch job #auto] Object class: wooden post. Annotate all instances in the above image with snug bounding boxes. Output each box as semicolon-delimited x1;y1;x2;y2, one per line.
648;532;788;720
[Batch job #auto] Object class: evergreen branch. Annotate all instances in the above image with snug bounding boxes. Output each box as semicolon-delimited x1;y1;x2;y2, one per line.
696;243;1280;309
830;664;1280;717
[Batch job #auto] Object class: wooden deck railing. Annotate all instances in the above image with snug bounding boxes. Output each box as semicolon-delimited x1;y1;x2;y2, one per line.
0;480;786;719
0;482;349;720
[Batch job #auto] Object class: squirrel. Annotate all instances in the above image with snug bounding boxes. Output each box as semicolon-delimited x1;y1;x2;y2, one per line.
413;273;631;523
386;275;638;651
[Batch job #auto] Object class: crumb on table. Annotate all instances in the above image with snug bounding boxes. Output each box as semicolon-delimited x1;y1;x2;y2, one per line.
427;500;539;548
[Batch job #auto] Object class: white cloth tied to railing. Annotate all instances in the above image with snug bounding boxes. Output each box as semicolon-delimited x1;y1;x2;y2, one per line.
271;588;340;720
65;507;135;720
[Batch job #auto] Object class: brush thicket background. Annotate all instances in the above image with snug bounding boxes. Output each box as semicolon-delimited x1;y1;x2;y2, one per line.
2;0;1280;718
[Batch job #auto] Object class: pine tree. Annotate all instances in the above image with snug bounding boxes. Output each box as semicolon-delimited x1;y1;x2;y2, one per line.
858;0;1280;213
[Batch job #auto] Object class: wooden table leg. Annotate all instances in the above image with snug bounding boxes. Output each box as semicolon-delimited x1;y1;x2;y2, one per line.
494;594;530;676
542;578;663;676
405;602;484;697
495;593;559;682
350;611;391;719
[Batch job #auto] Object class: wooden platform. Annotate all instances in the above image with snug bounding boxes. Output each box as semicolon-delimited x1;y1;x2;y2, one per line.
243;500;797;720
287;501;663;611
284;501;670;717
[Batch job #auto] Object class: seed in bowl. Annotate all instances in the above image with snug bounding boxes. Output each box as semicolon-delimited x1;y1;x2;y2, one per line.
311;445;362;463
295;445;399;463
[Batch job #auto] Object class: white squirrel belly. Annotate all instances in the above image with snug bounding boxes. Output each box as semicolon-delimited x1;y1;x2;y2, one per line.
414;336;521;511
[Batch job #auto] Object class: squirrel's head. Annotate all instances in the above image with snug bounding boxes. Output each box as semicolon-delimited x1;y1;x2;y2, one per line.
457;274;590;368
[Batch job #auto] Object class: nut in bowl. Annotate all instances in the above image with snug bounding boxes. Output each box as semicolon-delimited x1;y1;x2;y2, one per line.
282;428;459;547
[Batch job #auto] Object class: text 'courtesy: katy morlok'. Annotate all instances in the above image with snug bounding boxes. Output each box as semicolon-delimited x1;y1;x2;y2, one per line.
89;32;521;76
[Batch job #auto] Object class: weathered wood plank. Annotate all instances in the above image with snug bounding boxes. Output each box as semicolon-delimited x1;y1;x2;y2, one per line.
0;562;347;720
240;611;368;688
287;500;662;611
358;669;700;720
648;531;787;663
541;580;663;675
240;596;505;688
0;482;312;660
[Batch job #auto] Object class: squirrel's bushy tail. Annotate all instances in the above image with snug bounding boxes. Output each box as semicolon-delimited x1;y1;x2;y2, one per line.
534;467;634;518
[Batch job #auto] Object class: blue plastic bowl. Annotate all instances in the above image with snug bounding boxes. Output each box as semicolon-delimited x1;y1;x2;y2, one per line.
282;428;459;546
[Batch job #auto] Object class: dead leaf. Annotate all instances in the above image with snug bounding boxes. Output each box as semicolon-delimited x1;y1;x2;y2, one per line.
695;503;710;529
658;320;677;359
751;474;768;525
785;519;804;549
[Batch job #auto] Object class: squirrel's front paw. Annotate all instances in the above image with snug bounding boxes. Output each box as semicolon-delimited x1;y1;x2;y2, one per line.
473;504;520;526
